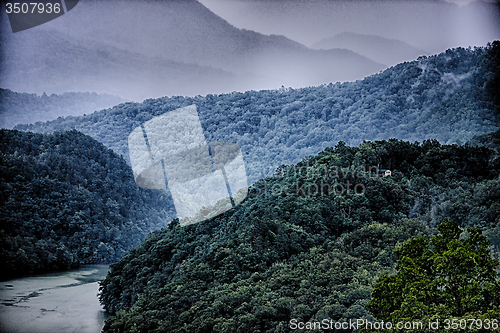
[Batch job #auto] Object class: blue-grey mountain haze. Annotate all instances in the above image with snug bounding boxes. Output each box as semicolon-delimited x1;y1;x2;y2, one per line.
0;0;383;102
2;0;498;106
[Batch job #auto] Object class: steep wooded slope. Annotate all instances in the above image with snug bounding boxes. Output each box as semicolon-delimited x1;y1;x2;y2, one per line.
0;129;174;280
98;135;500;332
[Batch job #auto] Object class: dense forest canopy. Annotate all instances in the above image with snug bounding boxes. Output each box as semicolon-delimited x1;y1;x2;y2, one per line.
365;219;500;333
0;88;125;129
16;42;500;186
98;133;500;332
0;129;174;280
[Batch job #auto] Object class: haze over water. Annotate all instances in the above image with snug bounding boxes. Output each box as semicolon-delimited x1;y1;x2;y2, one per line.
0;265;109;333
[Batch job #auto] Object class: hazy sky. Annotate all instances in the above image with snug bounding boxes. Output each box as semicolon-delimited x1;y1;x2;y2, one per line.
444;0;496;4
443;0;480;4
198;0;500;52
1;0;498;101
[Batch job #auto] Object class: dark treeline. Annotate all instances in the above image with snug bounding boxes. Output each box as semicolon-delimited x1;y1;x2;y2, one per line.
15;42;500;185
0;129;174;280
98;132;500;332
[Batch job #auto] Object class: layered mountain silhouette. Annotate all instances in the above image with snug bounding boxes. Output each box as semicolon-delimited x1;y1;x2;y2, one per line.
311;32;428;67
0;29;239;102
200;0;500;56
16;43;500;184
0;88;125;129
0;0;383;101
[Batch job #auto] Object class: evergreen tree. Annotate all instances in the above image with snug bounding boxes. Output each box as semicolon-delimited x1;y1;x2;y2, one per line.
366;219;500;332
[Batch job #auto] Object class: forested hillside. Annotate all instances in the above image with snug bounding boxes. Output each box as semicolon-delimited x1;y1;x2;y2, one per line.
16;42;500;185
0;130;174;280
0;89;125;129
98;133;500;332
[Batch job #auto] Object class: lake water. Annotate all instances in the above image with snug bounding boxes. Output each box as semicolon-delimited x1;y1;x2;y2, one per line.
0;265;110;333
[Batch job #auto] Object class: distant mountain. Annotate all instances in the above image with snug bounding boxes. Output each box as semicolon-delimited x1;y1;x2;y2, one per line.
199;0;500;55
0;88;126;129
16;43;500;185
0;129;174;280
0;29;242;102
0;0;383;101
311;32;428;66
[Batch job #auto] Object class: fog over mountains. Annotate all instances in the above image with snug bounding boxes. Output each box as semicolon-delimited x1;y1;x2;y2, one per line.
15;42;500;184
200;0;500;54
311;32;428;67
1;0;499;102
0;88;126;129
0;0;384;101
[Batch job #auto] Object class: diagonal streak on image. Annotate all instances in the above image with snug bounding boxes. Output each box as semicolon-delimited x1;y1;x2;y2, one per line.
128;104;248;226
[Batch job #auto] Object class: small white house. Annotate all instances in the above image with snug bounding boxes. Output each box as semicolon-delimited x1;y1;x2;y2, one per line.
379;169;392;177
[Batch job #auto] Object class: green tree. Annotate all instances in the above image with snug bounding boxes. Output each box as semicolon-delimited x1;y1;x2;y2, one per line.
366;219;500;332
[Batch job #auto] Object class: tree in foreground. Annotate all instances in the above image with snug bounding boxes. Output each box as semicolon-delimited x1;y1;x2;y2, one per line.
366;219;500;332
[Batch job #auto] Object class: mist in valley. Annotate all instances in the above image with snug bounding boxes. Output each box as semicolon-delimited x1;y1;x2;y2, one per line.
0;0;499;103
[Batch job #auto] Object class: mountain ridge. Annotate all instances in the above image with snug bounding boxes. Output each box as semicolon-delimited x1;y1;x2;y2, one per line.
311;32;428;66
97;130;500;332
15;43;500;185
0;0;384;100
0;88;126;129
0;129;175;280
